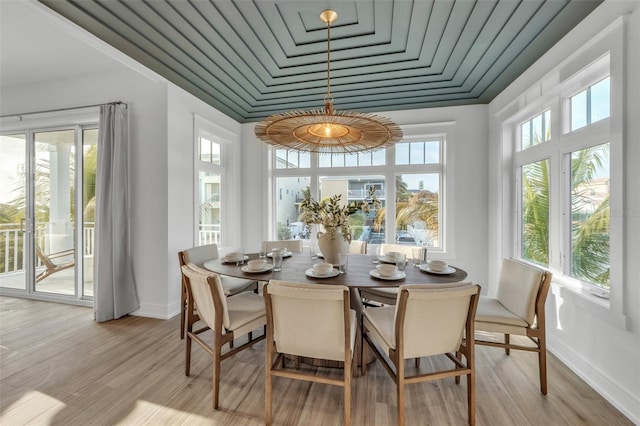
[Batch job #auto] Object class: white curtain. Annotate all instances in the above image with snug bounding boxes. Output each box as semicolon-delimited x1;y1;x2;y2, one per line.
94;103;139;322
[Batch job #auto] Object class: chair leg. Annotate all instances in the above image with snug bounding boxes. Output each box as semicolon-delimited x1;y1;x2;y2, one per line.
455;350;462;385
185;334;192;376
504;334;510;355
396;357;405;426
212;344;221;409
467;369;476;426
414;357;420;368
344;352;352;426
180;285;187;339
538;336;548;395
265;364;272;425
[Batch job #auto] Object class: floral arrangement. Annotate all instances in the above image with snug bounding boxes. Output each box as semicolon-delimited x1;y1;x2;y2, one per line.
298;187;380;240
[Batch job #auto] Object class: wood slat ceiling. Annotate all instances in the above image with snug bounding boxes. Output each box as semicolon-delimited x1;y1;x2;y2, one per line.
38;0;602;123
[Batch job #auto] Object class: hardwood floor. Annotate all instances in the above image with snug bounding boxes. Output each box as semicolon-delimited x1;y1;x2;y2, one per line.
0;296;632;425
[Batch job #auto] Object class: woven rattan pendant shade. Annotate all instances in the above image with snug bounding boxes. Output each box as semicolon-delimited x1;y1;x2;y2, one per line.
254;10;402;154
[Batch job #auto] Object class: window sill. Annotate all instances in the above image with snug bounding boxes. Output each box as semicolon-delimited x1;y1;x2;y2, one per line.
551;276;628;330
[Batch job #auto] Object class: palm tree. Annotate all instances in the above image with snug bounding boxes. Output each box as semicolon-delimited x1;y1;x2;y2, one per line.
521;144;610;288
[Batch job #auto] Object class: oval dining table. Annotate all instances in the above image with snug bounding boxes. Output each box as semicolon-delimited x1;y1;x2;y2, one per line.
203;252;468;372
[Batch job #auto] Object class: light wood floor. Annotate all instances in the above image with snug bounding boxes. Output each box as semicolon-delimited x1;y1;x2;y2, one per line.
0;296;632;425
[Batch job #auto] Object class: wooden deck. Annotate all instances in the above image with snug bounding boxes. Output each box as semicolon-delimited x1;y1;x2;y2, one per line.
0;296;632;425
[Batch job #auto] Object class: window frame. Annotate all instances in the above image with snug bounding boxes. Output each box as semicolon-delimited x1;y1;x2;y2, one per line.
506;19;625;328
269;125;451;255
193;115;229;247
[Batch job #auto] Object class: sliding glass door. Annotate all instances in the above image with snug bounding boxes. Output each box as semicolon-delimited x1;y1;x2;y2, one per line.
0;125;96;303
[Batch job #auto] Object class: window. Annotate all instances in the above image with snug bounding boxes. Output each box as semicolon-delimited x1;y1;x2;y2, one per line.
512;60;616;300
520;111;551;150
569;143;610;289
271;135;446;250
520;160;549;265
570;77;610;131
275;149;310;169
194;117;227;246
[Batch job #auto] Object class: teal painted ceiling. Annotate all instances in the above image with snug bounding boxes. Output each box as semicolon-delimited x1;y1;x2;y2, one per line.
39;0;602;123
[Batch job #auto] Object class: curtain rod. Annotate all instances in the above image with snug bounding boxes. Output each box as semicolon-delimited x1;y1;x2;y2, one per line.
0;101;127;119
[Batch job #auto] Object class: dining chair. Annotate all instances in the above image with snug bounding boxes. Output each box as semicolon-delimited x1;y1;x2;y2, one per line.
178;244;258;339
474;258;552;394
264;280;356;426
349;240;367;254
359;243;422;305
362;282;480;426
180;262;266;409
262;239;303;253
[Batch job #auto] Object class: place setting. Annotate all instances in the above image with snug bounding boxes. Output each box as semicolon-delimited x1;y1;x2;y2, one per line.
419;259;456;275
240;258;274;273
305;262;340;279
222;249;249;264
369;263;406;281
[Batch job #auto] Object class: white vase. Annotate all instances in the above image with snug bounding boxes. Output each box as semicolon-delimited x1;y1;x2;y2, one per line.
317;227;351;265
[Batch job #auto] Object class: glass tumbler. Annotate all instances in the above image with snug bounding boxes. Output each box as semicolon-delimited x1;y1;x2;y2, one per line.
395;253;407;271
259;242;267;258
272;249;284;272
338;253;349;274
235;248;244;266
369;244;380;264
412;247;422;266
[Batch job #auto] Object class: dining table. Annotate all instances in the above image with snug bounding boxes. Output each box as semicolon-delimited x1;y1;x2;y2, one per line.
203;251;468;371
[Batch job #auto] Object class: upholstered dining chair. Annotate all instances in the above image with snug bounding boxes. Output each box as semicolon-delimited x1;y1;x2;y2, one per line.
362;282;480;426
178;244;258;339
262;239;303;253
180;263;266;409
349;240;367;254
264;280;356;426
359;243;421;305
474;258;552;394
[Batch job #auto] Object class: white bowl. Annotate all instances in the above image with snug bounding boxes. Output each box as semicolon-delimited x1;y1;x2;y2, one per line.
385;251;401;260
313;262;334;275
428;260;448;272
247;259;266;270
376;264;398;277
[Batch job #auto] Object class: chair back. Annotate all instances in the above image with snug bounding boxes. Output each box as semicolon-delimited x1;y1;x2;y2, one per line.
380;243;419;258
497;259;547;326
263;240;303;253
180;263;230;332
349;240;367;254
265;280;351;361
396;283;479;359
180;244;219;267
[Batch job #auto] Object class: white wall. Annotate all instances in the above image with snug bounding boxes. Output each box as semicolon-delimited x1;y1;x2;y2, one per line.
240;104;490;288
488;2;640;422
166;83;243;316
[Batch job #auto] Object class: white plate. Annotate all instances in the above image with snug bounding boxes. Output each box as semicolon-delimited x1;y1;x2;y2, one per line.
369;270;407;281
379;255;399;264
305;268;340;278
241;264;274;273
222;255;249;263
266;251;293;258
419;265;456;275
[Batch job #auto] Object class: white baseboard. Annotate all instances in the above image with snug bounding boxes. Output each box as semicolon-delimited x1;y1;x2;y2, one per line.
549;336;640;424
131;300;180;320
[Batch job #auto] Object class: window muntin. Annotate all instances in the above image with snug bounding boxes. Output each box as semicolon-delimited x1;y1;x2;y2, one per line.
275;149;310;169
319;150;385;168
395;140;440;165
520;160;549;266
520;110;551;150
199;136;220;165
570;77;610;131
569;143;610;289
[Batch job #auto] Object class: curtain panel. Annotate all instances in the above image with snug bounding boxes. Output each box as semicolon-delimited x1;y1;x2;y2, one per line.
94;102;139;322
